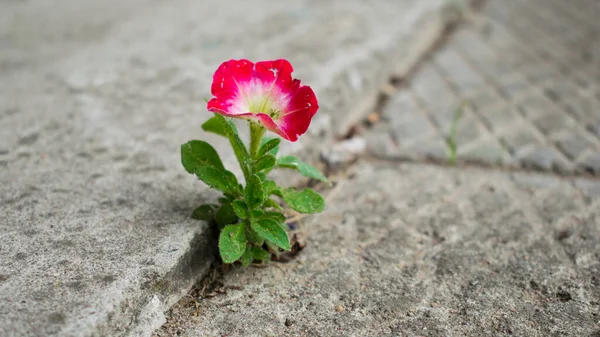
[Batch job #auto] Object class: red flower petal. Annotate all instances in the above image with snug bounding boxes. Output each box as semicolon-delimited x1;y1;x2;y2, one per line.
279;86;319;141
209;59;254;116
207;59;319;142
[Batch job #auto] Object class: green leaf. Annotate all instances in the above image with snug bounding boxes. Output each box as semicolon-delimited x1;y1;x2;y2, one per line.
263;198;283;211
250;247;270;261
258;137;281;157
254;155;276;172
245;175;265;209
245;226;265;246
202;115;234;137
251;219;290;251
250;209;284;224
262;211;286;225
202;115;251;179
232;199;248;219
263;180;279;196
191;204;218;221
216;203;238;226
281;188;325;214
181;140;225;174
240;248;253;267
222;170;241;196
277;155;328;183
195;166;237;195
219;224;246;263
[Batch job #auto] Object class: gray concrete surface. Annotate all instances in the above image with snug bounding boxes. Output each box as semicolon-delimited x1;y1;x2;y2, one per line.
155;160;600;337
0;0;450;336
367;0;600;175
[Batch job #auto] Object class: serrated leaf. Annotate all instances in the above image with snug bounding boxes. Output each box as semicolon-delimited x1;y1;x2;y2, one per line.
281;188;325;214
202;115;250;179
216;203;238;226
240;248;253;267
258;138;281;157
219;224;246;263
232;199;248;219
251;219;290;251
181;140;225;174
254;155;276;172
277;155;328;183
250;247;270;261
195;166;237;195
263;198;283;211
191;204;218;221
245;175;265;209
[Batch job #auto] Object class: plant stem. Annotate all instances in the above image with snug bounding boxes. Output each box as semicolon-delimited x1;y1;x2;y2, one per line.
249;122;266;160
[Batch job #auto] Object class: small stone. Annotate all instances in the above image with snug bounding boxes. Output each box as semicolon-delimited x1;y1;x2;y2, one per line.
320;137;367;171
367;113;380;124
335;305;344;312
284;318;295;327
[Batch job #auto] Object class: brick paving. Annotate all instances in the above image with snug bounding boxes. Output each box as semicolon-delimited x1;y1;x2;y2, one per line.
367;0;600;175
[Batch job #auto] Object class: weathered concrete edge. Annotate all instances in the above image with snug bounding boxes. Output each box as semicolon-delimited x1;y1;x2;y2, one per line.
88;4;455;337
327;2;454;137
54;222;218;337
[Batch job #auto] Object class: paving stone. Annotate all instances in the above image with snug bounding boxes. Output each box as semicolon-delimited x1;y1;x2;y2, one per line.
576;151;600;175
551;131;596;161
433;47;487;93
518;146;572;173
458;139;509;166
531;110;576;136
368;0;600;174
478;105;521;133
498;129;543;156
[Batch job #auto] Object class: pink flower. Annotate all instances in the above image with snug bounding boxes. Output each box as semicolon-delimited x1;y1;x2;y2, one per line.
207;59;319;142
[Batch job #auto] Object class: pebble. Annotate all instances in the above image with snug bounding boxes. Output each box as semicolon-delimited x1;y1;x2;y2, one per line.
335;305;344;312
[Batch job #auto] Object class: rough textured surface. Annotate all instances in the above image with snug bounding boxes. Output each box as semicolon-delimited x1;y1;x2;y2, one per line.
367;0;600;174
155;161;600;337
0;0;449;336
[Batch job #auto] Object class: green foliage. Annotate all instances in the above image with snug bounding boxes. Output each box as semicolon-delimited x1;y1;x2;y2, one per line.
240;248;253;267
250;247;270;261
182;114;329;265
215;203;238;226
448;100;467;166
251;219;290;251
280;188;325;214
254;155;277;172
277;155;328;183
258;137;280;157
191;204;218;221
232;200;248;219
195;166;239;196
263;198;283;210
202;115;251;180
245;175;265;209
181;140;225;173
219;224;246;263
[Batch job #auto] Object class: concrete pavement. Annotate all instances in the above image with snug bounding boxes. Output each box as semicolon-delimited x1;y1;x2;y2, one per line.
0;0;450;335
155;161;600;337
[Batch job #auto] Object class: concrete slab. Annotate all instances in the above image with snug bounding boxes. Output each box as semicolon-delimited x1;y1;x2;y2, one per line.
0;0;449;335
156;161;600;337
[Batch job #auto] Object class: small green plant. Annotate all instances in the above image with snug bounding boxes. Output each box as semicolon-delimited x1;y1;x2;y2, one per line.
181;59;327;266
447;100;467;166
